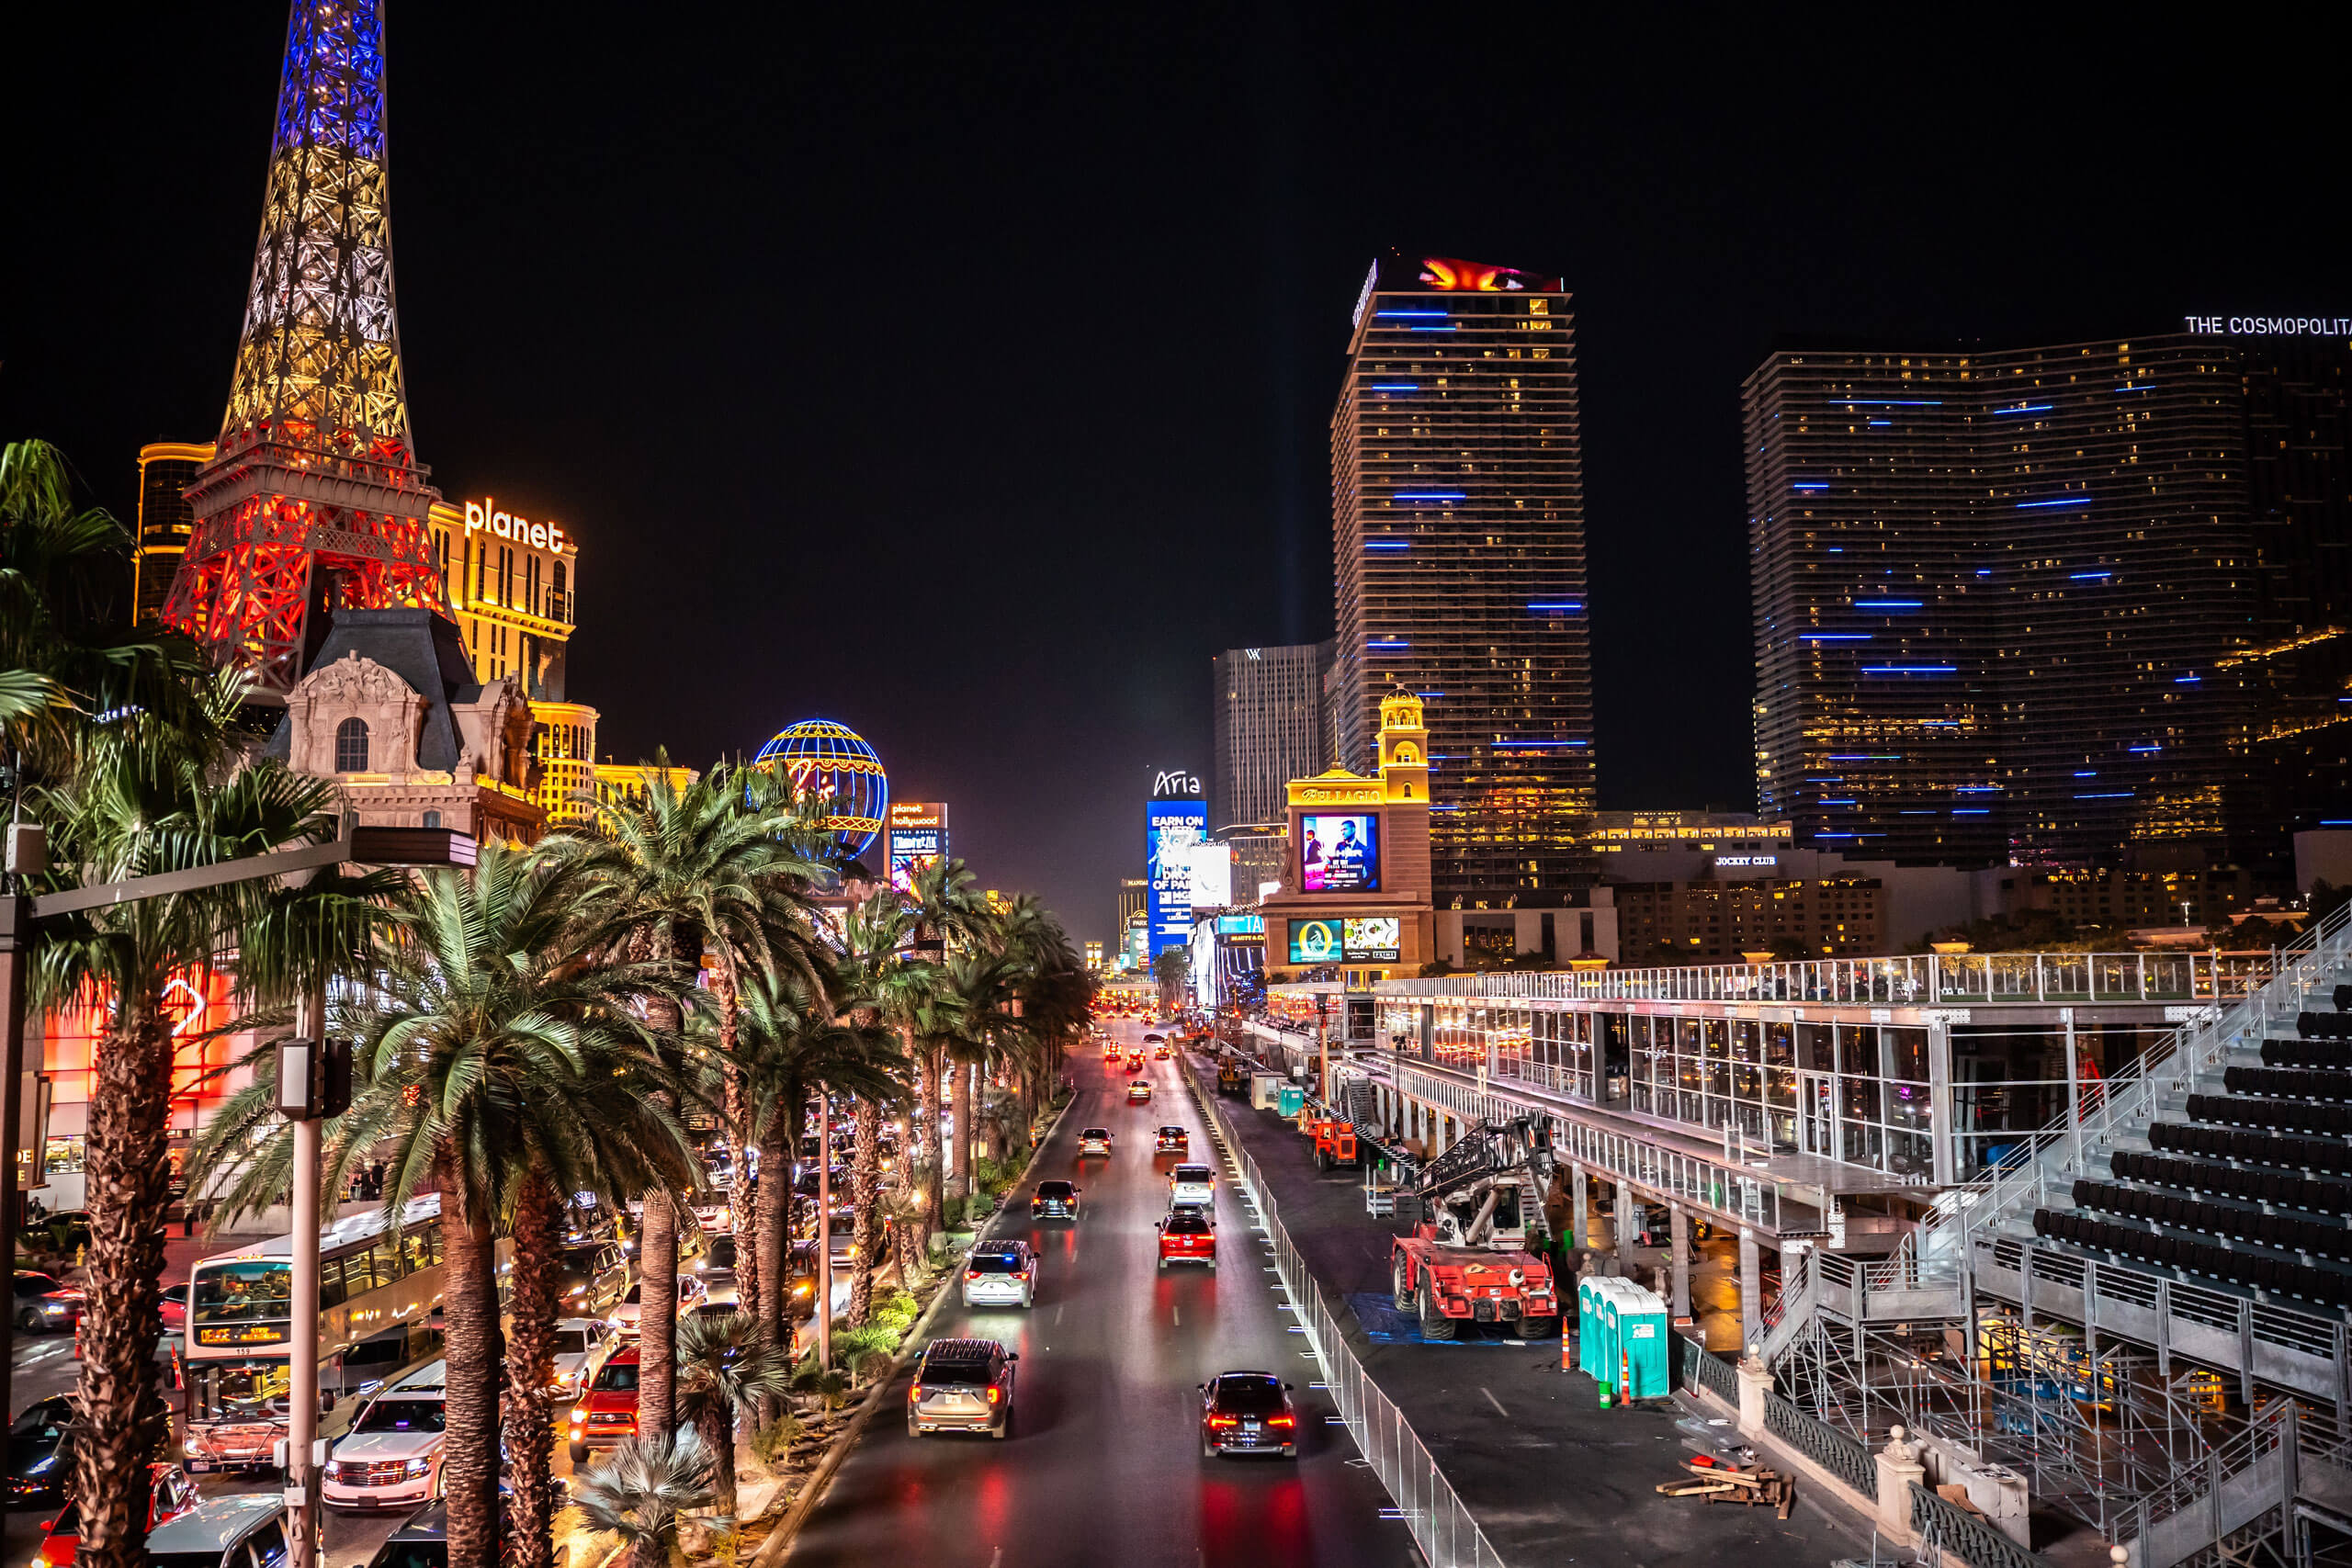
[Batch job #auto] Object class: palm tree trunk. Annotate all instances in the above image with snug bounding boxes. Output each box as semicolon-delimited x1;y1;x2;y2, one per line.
919;1047;943;1240
503;1173;564;1568
848;1098;880;1325
72;1009;174;1568
637;1190;679;1442
440;1157;503;1568
752;1112;792;1422
947;1057;972;1203
716;954;759;1319
695;1398;738;1518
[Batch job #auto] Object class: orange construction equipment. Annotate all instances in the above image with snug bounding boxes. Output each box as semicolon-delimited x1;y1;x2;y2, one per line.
1306;1115;1359;1171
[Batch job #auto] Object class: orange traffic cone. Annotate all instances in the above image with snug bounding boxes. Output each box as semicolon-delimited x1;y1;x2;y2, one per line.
1618;1348;1632;1407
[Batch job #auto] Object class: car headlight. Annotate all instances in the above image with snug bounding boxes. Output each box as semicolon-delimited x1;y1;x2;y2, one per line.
405;1458;433;1477
570;1406;587;1424
25;1457;55;1475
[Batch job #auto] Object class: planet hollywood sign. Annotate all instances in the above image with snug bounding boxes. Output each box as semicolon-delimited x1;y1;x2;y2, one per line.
2183;316;2352;337
462;497;570;554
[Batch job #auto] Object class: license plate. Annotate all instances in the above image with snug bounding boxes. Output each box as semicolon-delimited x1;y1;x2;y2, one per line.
188;1463;211;1473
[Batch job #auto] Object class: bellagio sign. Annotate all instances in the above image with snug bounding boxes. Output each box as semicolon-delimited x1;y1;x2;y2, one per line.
462;498;570;555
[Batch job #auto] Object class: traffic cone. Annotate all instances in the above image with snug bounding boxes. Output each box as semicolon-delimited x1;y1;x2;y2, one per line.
1561;1332;1572;1375
1619;1348;1632;1408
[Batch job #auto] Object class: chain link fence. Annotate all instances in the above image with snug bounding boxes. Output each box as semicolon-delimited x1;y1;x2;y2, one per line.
1185;1061;1508;1568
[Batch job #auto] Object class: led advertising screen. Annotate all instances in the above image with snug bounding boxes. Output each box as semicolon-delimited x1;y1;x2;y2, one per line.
1342;917;1401;962
1187;842;1233;910
1146;799;1209;957
1298;813;1380;894
886;802;948;893
1288;919;1343;965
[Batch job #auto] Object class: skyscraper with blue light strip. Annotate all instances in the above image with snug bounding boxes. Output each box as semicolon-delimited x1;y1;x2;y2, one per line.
1329;253;1594;904
1748;333;2352;870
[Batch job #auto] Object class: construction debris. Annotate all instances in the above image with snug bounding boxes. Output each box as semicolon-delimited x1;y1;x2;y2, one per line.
1656;1457;1794;1519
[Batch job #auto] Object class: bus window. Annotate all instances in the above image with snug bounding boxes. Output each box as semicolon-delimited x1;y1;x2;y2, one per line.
316;1259;345;1309
188;1359;291;1423
401;1232;431;1276
345;1247;386;1292
193;1261;292;1324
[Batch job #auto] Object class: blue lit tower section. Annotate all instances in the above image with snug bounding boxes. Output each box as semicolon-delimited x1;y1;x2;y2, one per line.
1744;354;2005;864
1329;254;1595;902
753;719;889;858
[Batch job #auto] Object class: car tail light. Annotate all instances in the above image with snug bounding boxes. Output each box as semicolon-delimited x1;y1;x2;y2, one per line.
966;1269;980;1280
1208;1414;1238;1427
1267;1415;1295;1428
986;1386;1001;1404
909;1383;922;1402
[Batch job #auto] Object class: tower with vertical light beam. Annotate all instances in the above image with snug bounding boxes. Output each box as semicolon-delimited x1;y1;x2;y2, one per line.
164;0;447;694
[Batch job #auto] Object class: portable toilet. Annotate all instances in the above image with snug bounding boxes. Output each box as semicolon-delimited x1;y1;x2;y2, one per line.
1576;1277;1608;1379
1582;1277;1627;1382
1602;1280;1672;1399
1277;1084;1306;1119
1251;1074;1284;1111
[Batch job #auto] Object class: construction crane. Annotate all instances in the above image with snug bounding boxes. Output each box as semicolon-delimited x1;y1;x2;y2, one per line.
1390;1115;1564;1341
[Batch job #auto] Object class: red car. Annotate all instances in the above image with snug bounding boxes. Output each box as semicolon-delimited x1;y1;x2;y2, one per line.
1157;1208;1215;1271
567;1347;639;1463
40;1464;198;1566
1125;1054;1146;1074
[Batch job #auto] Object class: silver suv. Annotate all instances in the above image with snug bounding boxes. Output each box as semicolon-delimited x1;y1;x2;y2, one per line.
907;1338;1019;1439
960;1241;1036;1309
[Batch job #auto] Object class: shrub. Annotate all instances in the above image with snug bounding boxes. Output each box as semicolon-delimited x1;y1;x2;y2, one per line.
831;1323;899;1367
792;1366;850;1411
853;1348;894;1384
749;1414;803;1467
876;1289;918;1319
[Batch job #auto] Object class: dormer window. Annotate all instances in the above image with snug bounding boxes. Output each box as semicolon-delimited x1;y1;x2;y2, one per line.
335;716;370;773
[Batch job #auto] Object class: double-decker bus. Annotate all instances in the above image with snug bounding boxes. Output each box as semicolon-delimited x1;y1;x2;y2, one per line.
181;1197;479;1473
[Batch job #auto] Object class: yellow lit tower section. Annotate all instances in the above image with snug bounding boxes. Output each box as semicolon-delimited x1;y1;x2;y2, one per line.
424;495;595;826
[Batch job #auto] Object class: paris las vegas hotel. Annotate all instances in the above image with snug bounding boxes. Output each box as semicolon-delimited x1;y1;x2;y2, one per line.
136;446;619;827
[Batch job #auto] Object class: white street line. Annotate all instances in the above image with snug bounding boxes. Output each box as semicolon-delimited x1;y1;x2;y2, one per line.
1480;1386;1509;1418
1054;1303;1063;1325
1173;1305;1181;1326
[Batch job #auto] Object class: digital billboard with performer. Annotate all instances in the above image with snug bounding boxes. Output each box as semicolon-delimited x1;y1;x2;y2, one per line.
1298;813;1380;894
1288;919;1342;965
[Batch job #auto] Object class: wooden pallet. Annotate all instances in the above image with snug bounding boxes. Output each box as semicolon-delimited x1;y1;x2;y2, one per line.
1657;1459;1793;1520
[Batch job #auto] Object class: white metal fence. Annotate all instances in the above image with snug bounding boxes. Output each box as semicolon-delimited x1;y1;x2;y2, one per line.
1182;1060;1508;1568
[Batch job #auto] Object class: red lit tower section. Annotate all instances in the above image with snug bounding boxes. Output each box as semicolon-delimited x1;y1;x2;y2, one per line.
164;0;447;694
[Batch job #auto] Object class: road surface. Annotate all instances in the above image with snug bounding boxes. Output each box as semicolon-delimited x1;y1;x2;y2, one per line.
786;1021;1411;1568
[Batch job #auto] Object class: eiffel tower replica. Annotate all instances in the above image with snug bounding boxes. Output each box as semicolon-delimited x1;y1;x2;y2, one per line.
164;0;447;695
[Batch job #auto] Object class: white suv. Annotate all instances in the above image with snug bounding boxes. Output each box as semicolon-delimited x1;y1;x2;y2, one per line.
961;1241;1037;1309
1169;1163;1215;1208
322;1388;446;1510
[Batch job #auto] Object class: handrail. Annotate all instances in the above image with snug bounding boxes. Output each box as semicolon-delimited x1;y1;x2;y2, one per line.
1911;1481;2052;1568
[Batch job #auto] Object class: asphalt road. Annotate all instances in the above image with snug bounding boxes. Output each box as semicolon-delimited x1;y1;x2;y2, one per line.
786;1021;1413;1568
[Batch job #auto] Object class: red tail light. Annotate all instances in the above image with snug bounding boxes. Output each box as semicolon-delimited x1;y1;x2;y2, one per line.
966;1270;980;1280
909;1383;922;1402
986;1386;1001;1404
1267;1415;1295;1428
1207;1414;1238;1427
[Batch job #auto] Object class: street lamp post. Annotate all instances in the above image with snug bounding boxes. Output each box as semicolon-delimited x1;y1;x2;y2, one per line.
813;1089;832;1372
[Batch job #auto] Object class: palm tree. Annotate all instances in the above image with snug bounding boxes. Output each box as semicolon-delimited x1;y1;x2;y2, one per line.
832;892;932;1319
568;1430;719;1568
673;1310;793;1516
940;949;1021;1208
552;761;824;1445
32;682;381;1568
189;843;697;1568
903;859;990;1197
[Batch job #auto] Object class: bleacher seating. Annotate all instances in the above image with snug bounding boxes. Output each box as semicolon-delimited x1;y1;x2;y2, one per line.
2026;982;2352;1314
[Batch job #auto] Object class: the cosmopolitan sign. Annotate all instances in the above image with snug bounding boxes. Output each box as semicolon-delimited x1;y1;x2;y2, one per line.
2183;316;2352;337
462;497;570;554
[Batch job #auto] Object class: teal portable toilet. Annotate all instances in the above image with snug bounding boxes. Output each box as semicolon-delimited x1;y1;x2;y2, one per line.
1586;1278;1627;1383
1277;1084;1305;1118
1576;1278;1603;1377
1611;1281;1672;1398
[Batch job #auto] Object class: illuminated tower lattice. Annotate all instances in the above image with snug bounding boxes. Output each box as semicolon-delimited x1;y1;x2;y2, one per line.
164;0;447;694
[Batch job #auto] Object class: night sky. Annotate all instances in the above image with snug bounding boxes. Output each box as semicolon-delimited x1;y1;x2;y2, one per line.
6;9;2346;945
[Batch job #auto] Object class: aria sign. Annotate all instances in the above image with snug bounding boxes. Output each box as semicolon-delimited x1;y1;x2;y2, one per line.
462;498;570;555
1151;768;1203;798
2182;316;2352;337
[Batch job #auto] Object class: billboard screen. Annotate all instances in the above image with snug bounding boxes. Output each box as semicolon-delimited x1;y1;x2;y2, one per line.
1187;842;1233;909
1342;917;1401;962
886;802;947;893
1287;919;1343;965
1299;813;1380;894
1146;799;1209;956
1286;916;1400;964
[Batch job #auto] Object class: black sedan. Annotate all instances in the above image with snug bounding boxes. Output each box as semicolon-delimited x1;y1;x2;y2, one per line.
1198;1372;1297;1459
11;1271;85;1333
1031;1180;1081;1220
6;1396;78;1507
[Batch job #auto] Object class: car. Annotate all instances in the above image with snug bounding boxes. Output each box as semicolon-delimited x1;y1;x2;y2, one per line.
13;1271;85;1333
323;1389;447;1510
609;1274;705;1337
1168;1163;1214;1207
1144;1033;1166;1044
6;1396;79;1507
362;1499;448;1568
556;1242;629;1317
1153;1044;1170;1060
1198;1371;1298;1458
1125;1054;1146;1073
39;1463;198;1567
547;1318;616;1395
1031;1180;1080;1220
689;1270;743;1322
568;1347;639;1463
907;1338;1018;1439
1102;1043;1122;1062
1153;1126;1189;1155
1156;1208;1215;1271
1077;1126;1114;1156
138;1493;288;1568
1127;1082;1152;1105
692;1233;738;1277
960;1241;1036;1309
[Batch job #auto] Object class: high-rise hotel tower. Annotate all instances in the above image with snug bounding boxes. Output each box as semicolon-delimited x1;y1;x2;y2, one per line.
1329;253;1595;904
1749;328;2351;869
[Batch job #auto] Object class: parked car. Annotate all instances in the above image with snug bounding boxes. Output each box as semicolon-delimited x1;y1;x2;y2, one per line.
1198;1371;1298;1458
139;1494;288;1568
38;1464;198;1567
13;1271;85;1333
960;1242;1036;1309
906;1339;1018;1439
6;1396;79;1507
322;1389;448;1510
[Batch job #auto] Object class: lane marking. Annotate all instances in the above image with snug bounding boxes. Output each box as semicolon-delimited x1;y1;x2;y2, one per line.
1480;1386;1510;1419
1054;1303;1063;1325
1173;1305;1181;1326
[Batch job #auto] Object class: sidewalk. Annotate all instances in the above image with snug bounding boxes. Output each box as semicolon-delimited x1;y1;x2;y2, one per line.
1196;1055;1871;1568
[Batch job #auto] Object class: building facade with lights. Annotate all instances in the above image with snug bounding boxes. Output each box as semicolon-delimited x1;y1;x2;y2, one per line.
1329;253;1596;905
1748;329;2352;871
134;442;216;625
1212;641;1333;829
